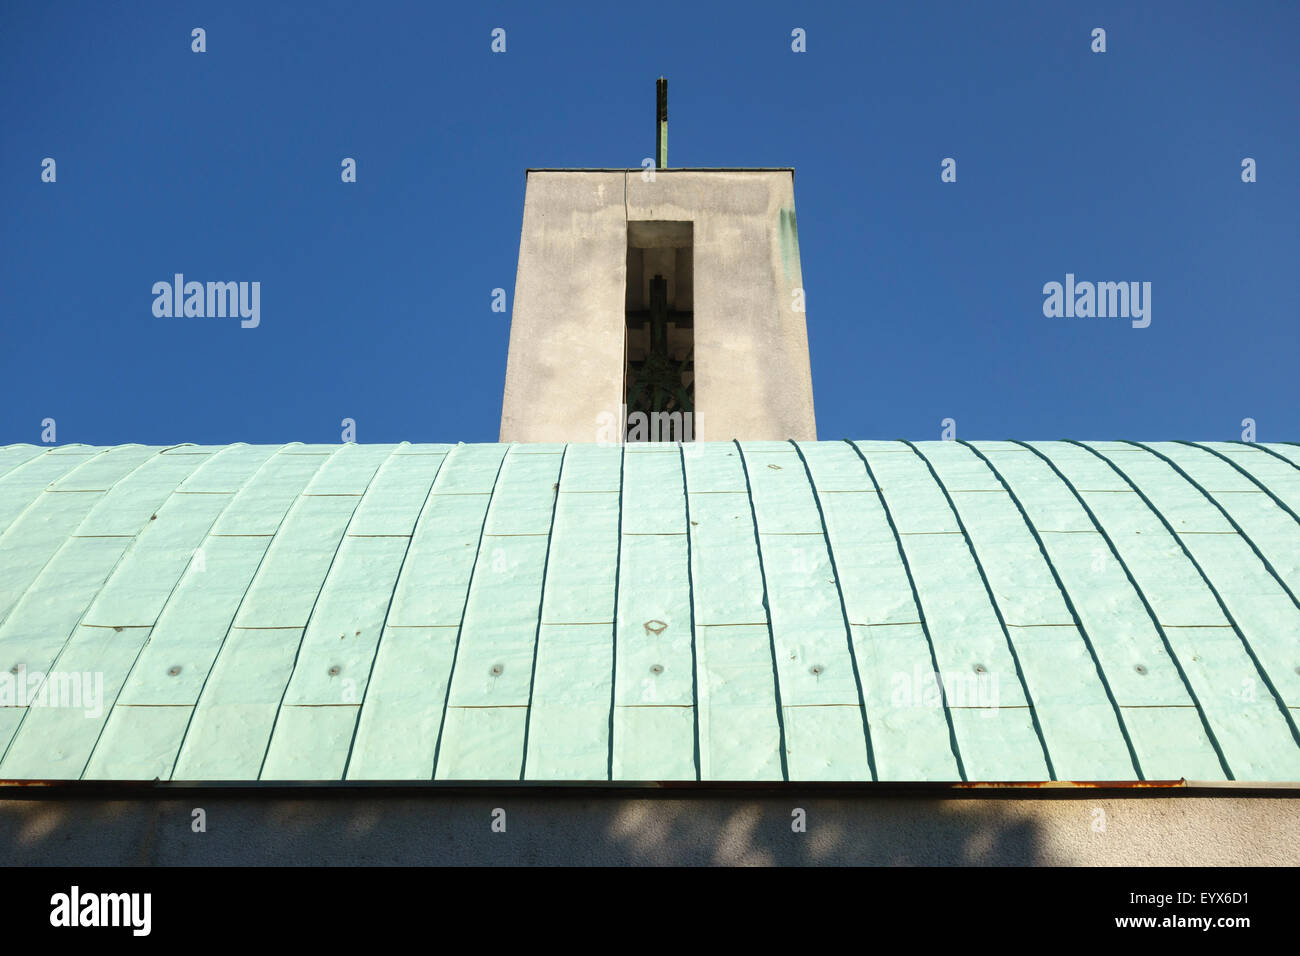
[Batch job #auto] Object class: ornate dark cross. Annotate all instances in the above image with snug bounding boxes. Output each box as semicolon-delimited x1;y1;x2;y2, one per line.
624;274;693;419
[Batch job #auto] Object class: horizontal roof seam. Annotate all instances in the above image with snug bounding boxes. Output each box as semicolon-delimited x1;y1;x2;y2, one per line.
1120;704;1200;709
948;705;1031;710
109;704;190;709
283;704;359;709
449;704;528;710
780;702;863;712
616;704;692;709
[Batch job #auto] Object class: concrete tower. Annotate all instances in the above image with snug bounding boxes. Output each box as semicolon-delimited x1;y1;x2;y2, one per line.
499;83;817;443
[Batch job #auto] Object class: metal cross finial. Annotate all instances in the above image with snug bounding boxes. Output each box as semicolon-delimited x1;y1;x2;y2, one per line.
656;77;667;169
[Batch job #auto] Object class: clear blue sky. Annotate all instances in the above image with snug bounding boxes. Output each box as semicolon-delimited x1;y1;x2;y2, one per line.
3;1;1296;445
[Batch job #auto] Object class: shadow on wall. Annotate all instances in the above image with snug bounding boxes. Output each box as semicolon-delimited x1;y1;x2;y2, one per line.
0;793;1292;866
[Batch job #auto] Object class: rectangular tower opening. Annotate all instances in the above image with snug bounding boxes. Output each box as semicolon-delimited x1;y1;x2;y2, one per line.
624;221;694;442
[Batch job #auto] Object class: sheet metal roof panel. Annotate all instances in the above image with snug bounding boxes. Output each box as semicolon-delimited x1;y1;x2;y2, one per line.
556;443;622;492
232;495;359;628
522;624;614;780
75;452;213;536
684;492;767;626
851;624;962;780
114;534;271;707
346;626;456;780
0;446;48;481
346;452;446;536
682;443;749;493
170;627;303;779
817;491;920;626
4;440;1300;784
81;491;230;628
83;705;195;780
793;441;876;492
0;624;150;779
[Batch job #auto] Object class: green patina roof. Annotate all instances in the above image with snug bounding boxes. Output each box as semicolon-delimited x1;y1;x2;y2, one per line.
1;439;1299;783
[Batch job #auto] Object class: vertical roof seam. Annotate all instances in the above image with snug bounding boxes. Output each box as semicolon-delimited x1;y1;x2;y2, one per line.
167;444;342;779
605;444;627;781
960;440;1144;780
846;440;966;781
0;446;195;772
78;444;279;779
431;445;512;780
1023;441;1236;774
903;440;1056;781
1125;441;1300;735
517;445;569;780
734;440;790;782
341;448;453;780
255;445;401;780
678;444;703;781
1185;441;1300;531
1075;440;1300;752
0;446;120;598
1238;441;1300;472
789;440;877;781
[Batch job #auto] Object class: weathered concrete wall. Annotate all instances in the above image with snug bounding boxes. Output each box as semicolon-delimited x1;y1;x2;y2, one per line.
2;794;1294;865
500;170;817;443
500;172;627;444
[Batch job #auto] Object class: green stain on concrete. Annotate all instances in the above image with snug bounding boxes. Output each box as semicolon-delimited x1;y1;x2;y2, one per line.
779;206;801;282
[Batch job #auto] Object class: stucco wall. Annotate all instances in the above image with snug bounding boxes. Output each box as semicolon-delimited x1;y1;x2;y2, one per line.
500;170;817;443
2;793;1293;865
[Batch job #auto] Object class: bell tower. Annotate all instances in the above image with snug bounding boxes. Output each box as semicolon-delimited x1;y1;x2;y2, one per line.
499;80;817;443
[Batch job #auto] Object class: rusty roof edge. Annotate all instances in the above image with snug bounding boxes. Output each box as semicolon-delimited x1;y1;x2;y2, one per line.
3;778;1298;800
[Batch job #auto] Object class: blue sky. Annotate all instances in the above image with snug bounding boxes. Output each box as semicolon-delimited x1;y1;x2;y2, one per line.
3;1;1296;445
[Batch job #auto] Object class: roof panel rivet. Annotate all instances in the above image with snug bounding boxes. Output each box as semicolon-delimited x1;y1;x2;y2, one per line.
650;664;664;675
9;665;20;675
973;664;986;674
490;664;504;677
1134;664;1147;675
810;664;824;676
328;665;341;676
167;666;181;676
